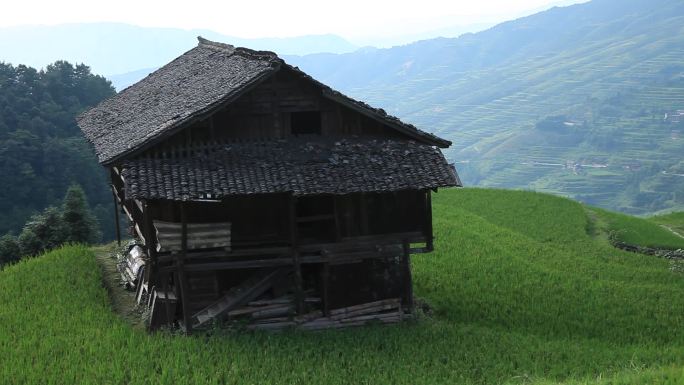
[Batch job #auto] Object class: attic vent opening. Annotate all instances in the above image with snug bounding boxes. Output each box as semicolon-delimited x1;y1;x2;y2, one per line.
291;111;321;135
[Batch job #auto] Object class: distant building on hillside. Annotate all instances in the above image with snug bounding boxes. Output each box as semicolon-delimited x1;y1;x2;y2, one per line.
78;37;460;332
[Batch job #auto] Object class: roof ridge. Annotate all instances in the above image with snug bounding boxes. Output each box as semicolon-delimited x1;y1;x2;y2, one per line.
197;36;279;62
197;36;235;53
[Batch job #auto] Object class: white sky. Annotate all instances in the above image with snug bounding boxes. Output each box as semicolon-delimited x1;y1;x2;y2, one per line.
1;0;587;41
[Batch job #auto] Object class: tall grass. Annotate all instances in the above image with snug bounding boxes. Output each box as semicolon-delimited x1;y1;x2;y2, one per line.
1;189;683;384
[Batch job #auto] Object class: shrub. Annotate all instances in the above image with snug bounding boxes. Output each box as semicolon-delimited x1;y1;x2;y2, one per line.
0;233;20;266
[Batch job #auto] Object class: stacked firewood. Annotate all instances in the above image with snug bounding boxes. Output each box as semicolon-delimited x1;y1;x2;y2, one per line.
225;297;405;331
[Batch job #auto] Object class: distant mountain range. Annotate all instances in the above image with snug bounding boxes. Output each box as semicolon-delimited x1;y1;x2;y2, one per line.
286;0;684;215
2;0;682;215
0;23;358;77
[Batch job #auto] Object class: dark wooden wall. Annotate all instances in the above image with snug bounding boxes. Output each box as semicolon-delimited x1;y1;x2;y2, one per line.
153;67;408;148
149;193;291;247
147;190;428;247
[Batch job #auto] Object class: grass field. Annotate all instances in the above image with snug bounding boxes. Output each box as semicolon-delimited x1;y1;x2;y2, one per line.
1;188;684;384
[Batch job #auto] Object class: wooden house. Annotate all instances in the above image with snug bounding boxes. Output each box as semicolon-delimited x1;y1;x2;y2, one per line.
77;37;461;332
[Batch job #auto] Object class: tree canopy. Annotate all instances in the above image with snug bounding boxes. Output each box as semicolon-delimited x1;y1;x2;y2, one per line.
0;61;116;238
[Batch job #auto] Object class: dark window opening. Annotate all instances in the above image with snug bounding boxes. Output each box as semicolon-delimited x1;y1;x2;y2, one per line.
295;195;335;243
291;111;322;135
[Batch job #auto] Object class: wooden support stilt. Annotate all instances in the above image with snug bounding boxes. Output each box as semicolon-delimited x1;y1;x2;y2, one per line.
163;273;173;326
401;240;414;312
289;194;305;315
143;200;169;328
179;202;192;334
426;190;434;251
110;185;121;247
321;259;330;316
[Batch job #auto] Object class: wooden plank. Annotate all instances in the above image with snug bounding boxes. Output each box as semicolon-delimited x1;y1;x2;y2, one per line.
251;305;293;319
160;257;295;273
155;220;232;253
248;298;293;306
247;321;297;331
228;303;289;317
330;298;401;316
330;303;400;321
154;221;232;231
339;311;403;323
156;246;292;263
191;267;291;328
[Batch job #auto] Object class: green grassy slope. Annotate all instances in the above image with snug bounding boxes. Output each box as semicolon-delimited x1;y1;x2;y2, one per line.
2;189;684;384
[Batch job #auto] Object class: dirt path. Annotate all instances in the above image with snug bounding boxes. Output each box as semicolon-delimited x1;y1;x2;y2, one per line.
92;244;147;330
659;224;684;240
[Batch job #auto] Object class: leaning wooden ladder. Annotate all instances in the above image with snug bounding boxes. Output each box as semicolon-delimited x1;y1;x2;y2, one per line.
190;267;292;329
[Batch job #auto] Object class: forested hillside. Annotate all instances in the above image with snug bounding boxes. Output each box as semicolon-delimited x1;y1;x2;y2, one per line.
289;0;684;214
0;61;115;237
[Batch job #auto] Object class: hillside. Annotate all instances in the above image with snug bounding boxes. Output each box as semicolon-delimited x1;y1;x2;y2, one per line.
2;189;684;384
288;0;684;215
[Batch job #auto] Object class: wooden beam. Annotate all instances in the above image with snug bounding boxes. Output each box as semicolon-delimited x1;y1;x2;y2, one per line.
160;257;295;272
321;253;330;316
110;184;121;247
426;190;434;252
401;240;414;312
178;202;192;334
158;245;403;273
142;200;170;328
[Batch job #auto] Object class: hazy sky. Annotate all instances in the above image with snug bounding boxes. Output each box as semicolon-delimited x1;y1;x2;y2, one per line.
2;0;588;42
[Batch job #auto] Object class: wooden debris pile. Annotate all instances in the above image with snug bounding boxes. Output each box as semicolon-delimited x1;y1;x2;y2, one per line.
223;297;406;331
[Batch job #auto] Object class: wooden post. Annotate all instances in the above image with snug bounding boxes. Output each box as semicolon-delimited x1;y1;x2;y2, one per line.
425;190;434;251
144;200;169;326
321;257;330;316
401;240;414;312
360;193;369;235
162;272;173;327
179;202;192;333
333;196;342;242
289;194;305;314
110;185;121;247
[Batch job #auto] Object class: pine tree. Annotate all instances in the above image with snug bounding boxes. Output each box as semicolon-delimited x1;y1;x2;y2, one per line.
62;184;101;244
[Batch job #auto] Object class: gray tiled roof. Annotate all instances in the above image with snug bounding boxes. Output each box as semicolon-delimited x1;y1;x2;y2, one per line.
120;138;460;200
77;37;451;165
